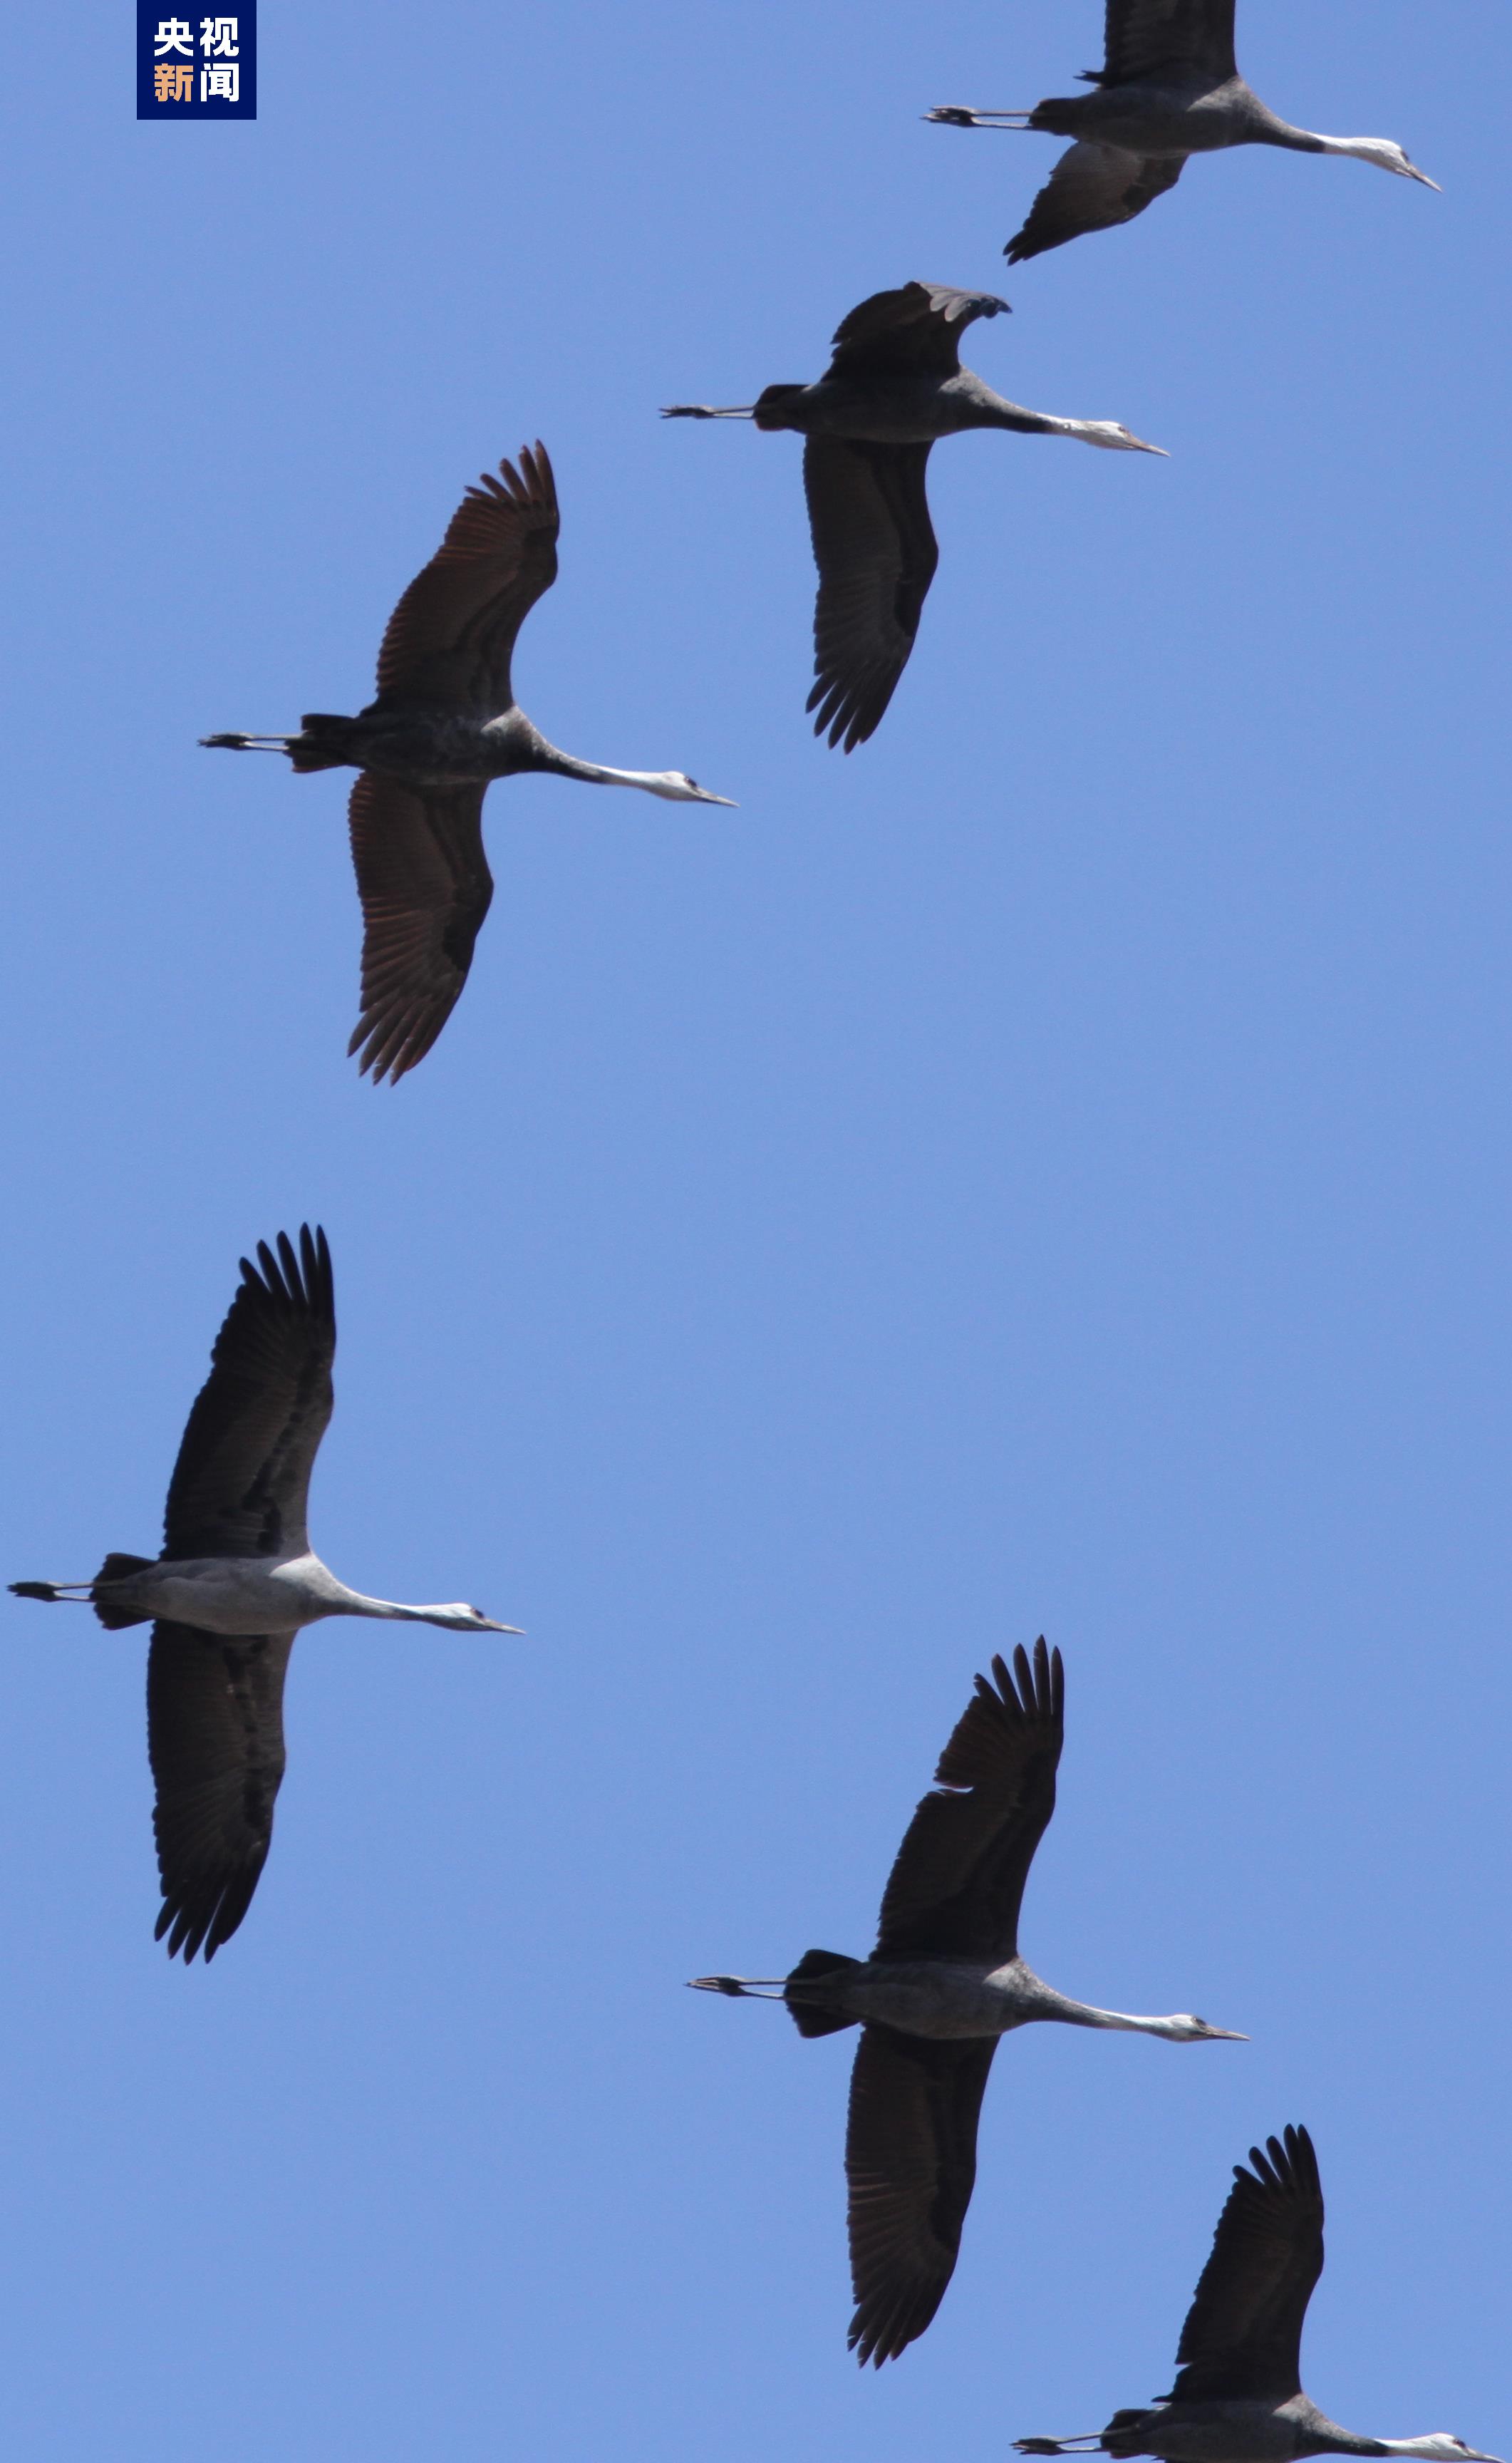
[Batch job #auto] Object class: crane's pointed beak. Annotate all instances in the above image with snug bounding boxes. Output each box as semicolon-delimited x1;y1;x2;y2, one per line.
1206;2026;1249;2040
1407;163;1441;189
693;788;738;807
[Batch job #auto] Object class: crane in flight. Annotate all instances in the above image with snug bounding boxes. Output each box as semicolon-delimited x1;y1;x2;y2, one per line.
11;1227;519;1960
664;282;1163;750
1017;2125;1500;2463
692;1641;1241;2364
927;0;1437;263
204;444;735;1082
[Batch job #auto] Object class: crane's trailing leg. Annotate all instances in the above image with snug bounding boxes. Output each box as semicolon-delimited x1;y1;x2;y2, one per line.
660;405;758;420
688;1975;789;1997
925;108;1032;125
200;733;294;750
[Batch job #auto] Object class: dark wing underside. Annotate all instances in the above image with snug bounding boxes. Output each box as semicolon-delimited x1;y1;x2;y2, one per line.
875;1640;1064;1965
372;442;559;717
1007;144;1186;262
162;1227;335;1561
1096;0;1237;86
346;773;494;1083
147;1621;295;1963
1169;2126;1325;2402
804;438;938;753
825;282;1010;383
846;2026;998;2365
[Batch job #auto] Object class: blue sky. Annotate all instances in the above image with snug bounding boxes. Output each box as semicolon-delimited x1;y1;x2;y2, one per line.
1;1;1509;2456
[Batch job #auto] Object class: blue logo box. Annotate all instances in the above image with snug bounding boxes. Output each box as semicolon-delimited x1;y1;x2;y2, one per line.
137;4;257;119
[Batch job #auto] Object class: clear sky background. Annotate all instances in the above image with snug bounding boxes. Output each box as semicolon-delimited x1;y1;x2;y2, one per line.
1;2;1508;2457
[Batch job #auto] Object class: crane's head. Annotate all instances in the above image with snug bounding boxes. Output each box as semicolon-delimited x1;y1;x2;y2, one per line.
1329;137;1440;187
644;772;739;807
1076;420;1169;456
1161;2013;1248;2042
433;1604;525;1634
1381;2440;1502;2463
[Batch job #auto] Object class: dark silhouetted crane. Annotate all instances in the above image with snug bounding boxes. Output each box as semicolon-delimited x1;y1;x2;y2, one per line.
665;284;1162;750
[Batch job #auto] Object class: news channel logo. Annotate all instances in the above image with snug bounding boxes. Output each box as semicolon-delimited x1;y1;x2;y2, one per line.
138;8;257;120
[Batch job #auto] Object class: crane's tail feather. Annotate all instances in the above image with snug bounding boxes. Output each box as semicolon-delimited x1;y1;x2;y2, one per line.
285;714;356;773
90;1552;156;1629
782;1948;863;2038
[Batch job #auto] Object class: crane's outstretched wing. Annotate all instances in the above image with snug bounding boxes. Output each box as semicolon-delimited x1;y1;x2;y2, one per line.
163;1228;335;1561
875;1641;1064;1963
346;773;494;1083
1094;0;1237;86
1169;2126;1325;2402
1006;144;1186;262
372;443;559;717
147;1621;296;1962
826;283;1009;384
804;439;938;753
846;2026;998;2365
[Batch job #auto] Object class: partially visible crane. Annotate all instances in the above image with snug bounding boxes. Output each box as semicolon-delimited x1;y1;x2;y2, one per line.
928;0;1437;262
1017;2126;1500;2463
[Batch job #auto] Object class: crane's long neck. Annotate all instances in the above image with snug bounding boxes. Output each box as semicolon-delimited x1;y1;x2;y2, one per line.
1303;2432;1423;2459
1027;1985;1193;2039
1237;98;1387;161
314;1577;472;1630
1273;124;1374;157
973;391;1106;443
530;742;680;795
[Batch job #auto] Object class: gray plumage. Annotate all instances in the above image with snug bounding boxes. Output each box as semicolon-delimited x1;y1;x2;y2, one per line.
1016;2127;1501;2463
202;445;734;1083
926;0;1436;262
663;282;1164;751
691;1641;1241;2365
10;1228;517;1961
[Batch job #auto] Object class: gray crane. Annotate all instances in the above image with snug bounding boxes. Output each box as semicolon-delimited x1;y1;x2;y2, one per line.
203;445;735;1083
691;1641;1242;2365
927;0;1437;263
11;1228;519;1961
663;282;1164;751
1017;2126;1500;2463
